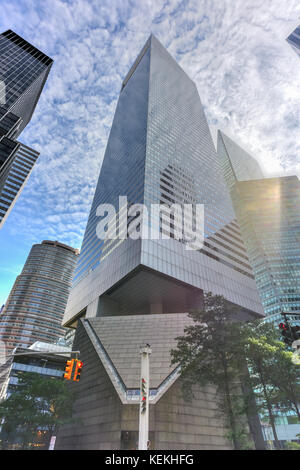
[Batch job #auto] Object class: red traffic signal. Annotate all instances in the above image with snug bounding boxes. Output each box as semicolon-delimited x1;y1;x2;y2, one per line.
73;359;83;382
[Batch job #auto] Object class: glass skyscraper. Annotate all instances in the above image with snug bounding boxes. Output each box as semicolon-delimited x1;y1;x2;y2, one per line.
64;35;262;327
0;30;52;225
218;130;300;325
286;25;300;57
56;36;265;451
217;130;264;190
0;143;39;228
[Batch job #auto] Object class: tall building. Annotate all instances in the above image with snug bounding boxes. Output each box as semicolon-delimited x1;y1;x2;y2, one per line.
57;35;264;450
0;240;78;355
0;143;39;228
217;131;264;191
0;30;52;225
217;130;300;325
286;25;300;57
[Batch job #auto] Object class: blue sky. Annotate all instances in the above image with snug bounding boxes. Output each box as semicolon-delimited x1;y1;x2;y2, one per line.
0;0;299;305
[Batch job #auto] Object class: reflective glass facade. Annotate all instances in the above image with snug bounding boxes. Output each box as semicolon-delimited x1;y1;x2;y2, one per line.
0;241;78;354
0;30;52;137
0;143;39;227
287;25;300;57
0;30;52;226
230;177;300;317
63;35;263;326
217;130;264;190
217;132;300;319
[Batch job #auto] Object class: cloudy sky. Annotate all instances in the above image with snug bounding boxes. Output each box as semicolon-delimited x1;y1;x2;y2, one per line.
0;0;299;305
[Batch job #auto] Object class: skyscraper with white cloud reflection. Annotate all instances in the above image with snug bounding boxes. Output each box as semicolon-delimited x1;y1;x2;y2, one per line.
57;35;264;450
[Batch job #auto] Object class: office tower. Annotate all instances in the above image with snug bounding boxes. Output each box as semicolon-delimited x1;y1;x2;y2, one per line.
217;131;264;191
0;30;52;225
0;143;39;227
0;241;78;356
57;35;264;450
286;25;300;57
218;131;300;325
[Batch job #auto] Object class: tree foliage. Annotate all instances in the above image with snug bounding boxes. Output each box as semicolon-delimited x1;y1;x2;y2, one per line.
170;292;300;450
0;372;77;449
170;292;254;450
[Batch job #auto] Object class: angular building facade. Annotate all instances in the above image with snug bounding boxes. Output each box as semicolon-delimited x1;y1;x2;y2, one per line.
217;130;300;325
0;30;52;225
0;143;39;227
286;25;300;57
57;36;264;450
217;131;264;190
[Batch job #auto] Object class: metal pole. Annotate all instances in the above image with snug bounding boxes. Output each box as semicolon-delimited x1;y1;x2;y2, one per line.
138;344;151;450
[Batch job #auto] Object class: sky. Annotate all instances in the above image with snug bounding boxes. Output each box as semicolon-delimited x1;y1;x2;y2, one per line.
0;0;299;305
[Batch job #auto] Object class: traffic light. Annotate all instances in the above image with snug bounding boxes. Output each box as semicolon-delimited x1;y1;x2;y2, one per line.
73;359;83;382
64;359;74;380
278;322;300;346
278;322;292;345
141;378;147;414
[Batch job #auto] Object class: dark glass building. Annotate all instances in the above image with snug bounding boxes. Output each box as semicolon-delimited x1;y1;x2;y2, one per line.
0;30;52;225
286;25;300;57
0;143;39;227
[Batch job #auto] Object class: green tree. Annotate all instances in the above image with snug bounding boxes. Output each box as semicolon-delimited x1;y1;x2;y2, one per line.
242;323;281;449
285;441;300;450
170;292;255;450
269;346;300;421
242;322;300;450
0;372;76;449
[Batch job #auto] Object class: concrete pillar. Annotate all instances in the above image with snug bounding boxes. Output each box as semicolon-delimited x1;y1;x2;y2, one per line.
85;297;100;318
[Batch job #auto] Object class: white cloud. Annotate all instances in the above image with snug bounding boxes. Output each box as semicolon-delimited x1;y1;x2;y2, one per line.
0;0;299;250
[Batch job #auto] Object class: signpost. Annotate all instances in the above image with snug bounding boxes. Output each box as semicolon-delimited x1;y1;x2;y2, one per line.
138;344;151;450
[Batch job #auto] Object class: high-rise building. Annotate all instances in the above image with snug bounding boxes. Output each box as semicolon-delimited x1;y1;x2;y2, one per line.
57;35;264;450
217;130;300;326
0;30;52;225
64;36;262;327
0;143;39;227
217;131;264;191
286;25;300;57
0;241;78;355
